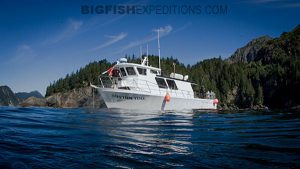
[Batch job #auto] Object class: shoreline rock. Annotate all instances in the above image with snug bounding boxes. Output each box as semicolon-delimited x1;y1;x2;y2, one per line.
20;87;105;108
20;97;47;107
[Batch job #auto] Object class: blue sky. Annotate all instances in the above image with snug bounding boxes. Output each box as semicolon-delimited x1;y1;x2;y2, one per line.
0;0;299;95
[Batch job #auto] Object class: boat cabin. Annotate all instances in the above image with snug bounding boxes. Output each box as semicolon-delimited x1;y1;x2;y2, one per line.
100;58;195;99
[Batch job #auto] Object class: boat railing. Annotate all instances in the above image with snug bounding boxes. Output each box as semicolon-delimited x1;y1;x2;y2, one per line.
98;75;194;98
193;91;201;98
98;75;114;88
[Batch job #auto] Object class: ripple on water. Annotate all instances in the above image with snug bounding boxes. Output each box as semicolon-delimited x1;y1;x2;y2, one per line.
0;107;299;168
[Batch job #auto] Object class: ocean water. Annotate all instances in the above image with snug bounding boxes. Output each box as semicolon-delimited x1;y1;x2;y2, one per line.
0;107;299;169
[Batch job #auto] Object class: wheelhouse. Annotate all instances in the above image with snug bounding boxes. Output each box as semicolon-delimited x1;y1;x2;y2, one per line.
99;60;196;99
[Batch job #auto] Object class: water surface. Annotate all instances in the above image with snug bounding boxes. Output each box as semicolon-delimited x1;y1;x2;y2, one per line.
0;107;299;168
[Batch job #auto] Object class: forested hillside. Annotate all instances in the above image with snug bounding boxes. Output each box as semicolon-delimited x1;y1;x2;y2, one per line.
46;25;300;109
46;60;112;96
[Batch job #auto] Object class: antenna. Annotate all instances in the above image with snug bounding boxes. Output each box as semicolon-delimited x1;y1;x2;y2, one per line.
140;46;143;64
157;29;161;69
173;62;176;73
153;28;162;69
146;44;149;66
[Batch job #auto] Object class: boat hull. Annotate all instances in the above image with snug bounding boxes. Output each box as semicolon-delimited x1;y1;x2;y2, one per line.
97;88;217;111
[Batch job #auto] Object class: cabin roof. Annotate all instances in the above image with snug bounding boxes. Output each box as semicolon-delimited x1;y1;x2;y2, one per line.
116;62;161;71
156;74;197;85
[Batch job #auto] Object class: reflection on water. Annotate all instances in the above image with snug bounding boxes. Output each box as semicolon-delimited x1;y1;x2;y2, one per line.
107;109;194;157
0;107;299;168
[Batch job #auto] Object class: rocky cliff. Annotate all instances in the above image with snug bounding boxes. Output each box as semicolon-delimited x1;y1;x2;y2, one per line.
227;36;272;63
20;87;105;108
20;97;47;107
0;86;19;106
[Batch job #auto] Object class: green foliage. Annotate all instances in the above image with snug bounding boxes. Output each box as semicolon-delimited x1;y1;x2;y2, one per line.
45;59;111;97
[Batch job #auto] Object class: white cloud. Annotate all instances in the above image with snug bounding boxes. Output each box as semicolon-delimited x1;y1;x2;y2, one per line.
9;44;36;64
173;22;192;34
153;25;173;35
45;19;83;44
120;25;173;52
45;15;126;46
70;19;83;30
121;35;156;52
90;32;128;51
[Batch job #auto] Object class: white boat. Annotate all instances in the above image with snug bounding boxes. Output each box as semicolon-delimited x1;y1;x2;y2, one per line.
91;57;218;111
91;31;218;111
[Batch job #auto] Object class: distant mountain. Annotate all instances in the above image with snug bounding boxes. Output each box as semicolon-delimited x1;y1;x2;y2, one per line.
254;25;300;64
227;36;273;63
15;91;44;100
0;86;19;106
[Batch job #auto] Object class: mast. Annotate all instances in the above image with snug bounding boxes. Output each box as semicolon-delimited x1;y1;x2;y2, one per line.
146;44;149;66
157;29;161;69
173;62;176;73
140;46;143;64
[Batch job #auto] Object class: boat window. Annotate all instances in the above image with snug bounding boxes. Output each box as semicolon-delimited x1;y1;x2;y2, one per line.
120;67;127;76
137;68;147;75
155;77;168;88
150;70;157;74
166;79;178;90
126;67;136;75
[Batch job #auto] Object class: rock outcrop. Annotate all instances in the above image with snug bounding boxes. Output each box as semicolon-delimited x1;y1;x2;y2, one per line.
227;36;272;63
20;87;104;108
46;87;104;108
20;97;47;107
0;86;19;106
